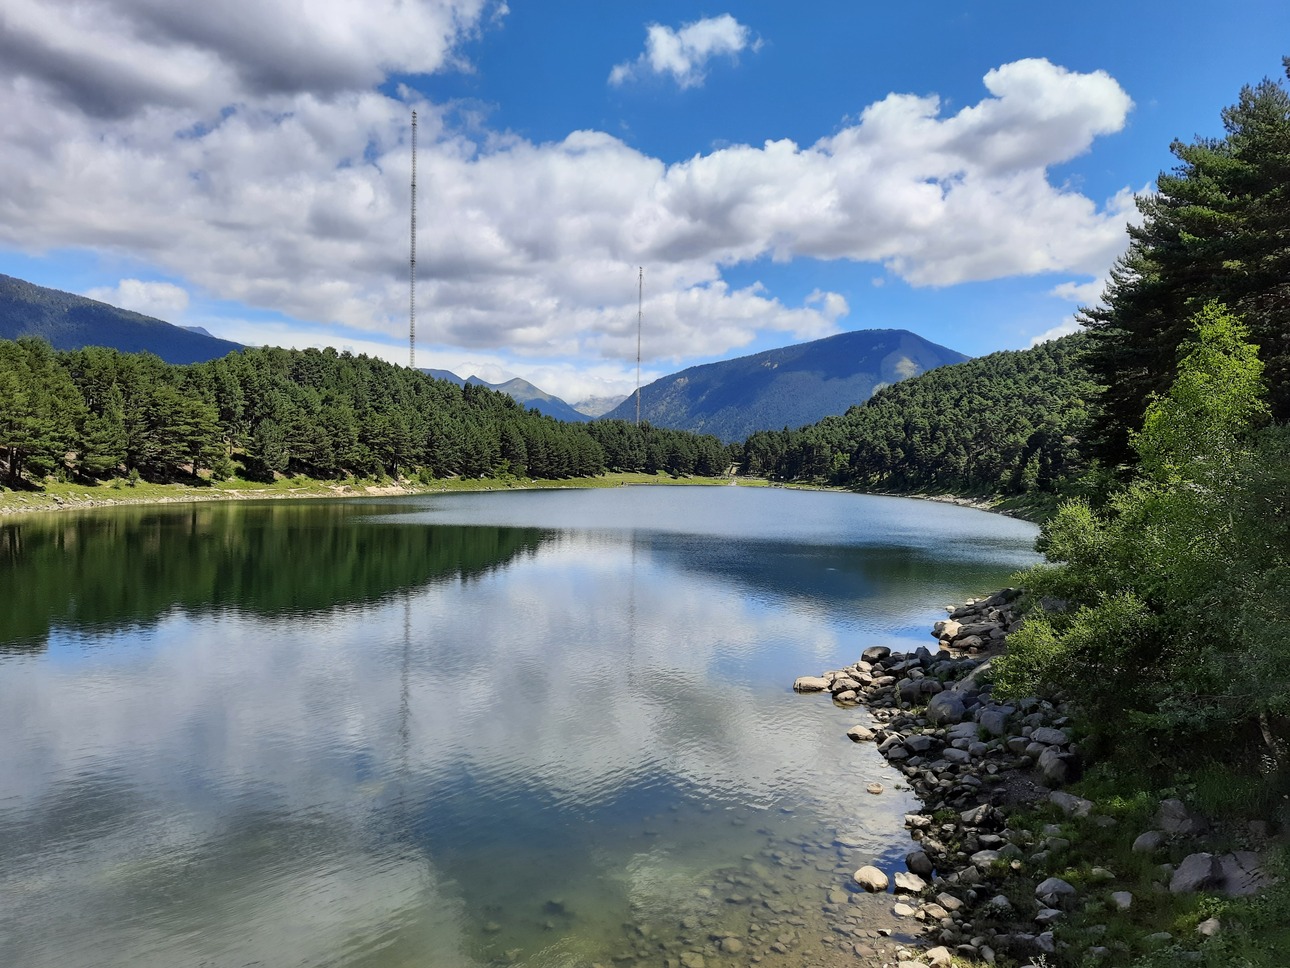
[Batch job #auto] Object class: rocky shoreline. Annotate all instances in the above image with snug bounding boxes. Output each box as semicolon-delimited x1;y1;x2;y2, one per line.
794;590;1277;967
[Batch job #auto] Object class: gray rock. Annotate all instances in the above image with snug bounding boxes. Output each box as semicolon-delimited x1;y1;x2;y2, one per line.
906;850;935;876
1157;798;1208;835
853;866;889;892
793;676;830;692
893;871;927;894
1169;853;1217;894
926;692;966;725
1048;790;1093;817
846;724;875;742
1037;748;1073;786
1111;891;1132;910
1196;917;1221;937
977;708;1010;736
1215;850;1273;897
924;946;954;967
970;850;1001;869
906;734;936;753
1035;877;1076;903
935;891;963;912
862;646;891;663
897;678;923;703
1030;726;1070;746
1132;830;1165;853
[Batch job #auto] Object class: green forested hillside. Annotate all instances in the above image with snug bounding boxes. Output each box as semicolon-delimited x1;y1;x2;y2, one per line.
0;273;244;364
742;334;1097;495
0;339;733;487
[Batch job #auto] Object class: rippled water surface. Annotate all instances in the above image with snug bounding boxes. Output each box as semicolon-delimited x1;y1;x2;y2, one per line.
0;487;1037;967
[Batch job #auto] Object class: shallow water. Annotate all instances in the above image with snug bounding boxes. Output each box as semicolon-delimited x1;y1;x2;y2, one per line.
0;486;1037;967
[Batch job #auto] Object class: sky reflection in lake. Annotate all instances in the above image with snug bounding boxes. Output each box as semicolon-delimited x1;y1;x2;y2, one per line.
0;488;1037;968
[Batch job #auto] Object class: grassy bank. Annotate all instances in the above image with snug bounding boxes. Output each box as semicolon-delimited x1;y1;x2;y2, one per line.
0;470;769;515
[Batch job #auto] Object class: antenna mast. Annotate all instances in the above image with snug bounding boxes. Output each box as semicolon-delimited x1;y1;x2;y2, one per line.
635;267;642;426
409;110;418;369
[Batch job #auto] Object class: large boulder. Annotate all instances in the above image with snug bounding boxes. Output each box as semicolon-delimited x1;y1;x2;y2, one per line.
1035;877;1077;905
853;866;889;892
1030;726;1071;746
1157;798;1209;835
976;706;1011;737
1037;748;1075;787
1170;853;1217;894
793;676;830;692
893;871;927;894
925;692;966;725
1215;851;1274;897
846;724;875;742
906;850;935;877
1133;830;1166;853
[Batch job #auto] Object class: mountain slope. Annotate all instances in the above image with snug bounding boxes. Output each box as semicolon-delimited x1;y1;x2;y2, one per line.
572;394;629;418
744;333;1098;494
465;376;590;422
602;329;969;441
0;274;243;364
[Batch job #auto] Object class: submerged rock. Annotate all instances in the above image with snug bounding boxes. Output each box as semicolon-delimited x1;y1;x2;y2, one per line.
853;866;889;892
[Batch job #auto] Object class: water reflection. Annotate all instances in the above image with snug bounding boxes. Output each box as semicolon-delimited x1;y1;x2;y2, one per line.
0;490;1037;968
0;500;550;651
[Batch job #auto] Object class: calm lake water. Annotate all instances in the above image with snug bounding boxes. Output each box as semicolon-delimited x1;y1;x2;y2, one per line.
0;486;1038;968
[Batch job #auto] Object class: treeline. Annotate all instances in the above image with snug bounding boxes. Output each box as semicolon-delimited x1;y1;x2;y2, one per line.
0;339;734;486
993;61;1290;787
1084;59;1290;468
742;334;1097;495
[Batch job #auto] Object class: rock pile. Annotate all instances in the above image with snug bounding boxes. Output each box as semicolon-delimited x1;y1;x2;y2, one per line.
794;588;1276;966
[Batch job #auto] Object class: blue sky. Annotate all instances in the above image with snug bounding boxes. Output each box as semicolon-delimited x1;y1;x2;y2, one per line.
1;1;1286;404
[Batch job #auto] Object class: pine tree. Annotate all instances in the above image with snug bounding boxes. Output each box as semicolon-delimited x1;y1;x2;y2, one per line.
1082;59;1290;467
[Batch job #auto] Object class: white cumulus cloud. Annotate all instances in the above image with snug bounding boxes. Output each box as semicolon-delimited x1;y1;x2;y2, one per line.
0;0;1137;401
609;14;760;89
85;279;191;319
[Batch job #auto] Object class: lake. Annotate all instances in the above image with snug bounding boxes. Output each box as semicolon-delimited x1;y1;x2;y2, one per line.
0;486;1038;968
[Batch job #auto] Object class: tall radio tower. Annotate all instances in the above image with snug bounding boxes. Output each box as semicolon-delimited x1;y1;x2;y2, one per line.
635;267;643;426
409;110;418;370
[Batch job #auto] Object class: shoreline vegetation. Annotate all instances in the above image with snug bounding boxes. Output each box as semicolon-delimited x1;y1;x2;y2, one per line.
0;471;765;516
796;591;1286;968
0;470;1052;519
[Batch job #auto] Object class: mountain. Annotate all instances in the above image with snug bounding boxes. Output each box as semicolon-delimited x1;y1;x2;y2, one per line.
421;367;467;386
465;375;590;422
0;273;243;364
600;329;969;441
572;393;630;418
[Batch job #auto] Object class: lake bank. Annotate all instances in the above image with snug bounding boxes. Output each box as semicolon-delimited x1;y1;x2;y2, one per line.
796;592;1286;967
0;471;762;516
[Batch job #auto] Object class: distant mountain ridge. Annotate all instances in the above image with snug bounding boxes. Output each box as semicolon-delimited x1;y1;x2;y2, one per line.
466;375;591;423
601;329;969;441
0;273;243;364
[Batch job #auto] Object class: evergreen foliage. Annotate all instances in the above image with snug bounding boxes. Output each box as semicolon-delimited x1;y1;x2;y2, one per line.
0;340;732;487
743;334;1097;495
1082;59;1290;467
994;305;1290;749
